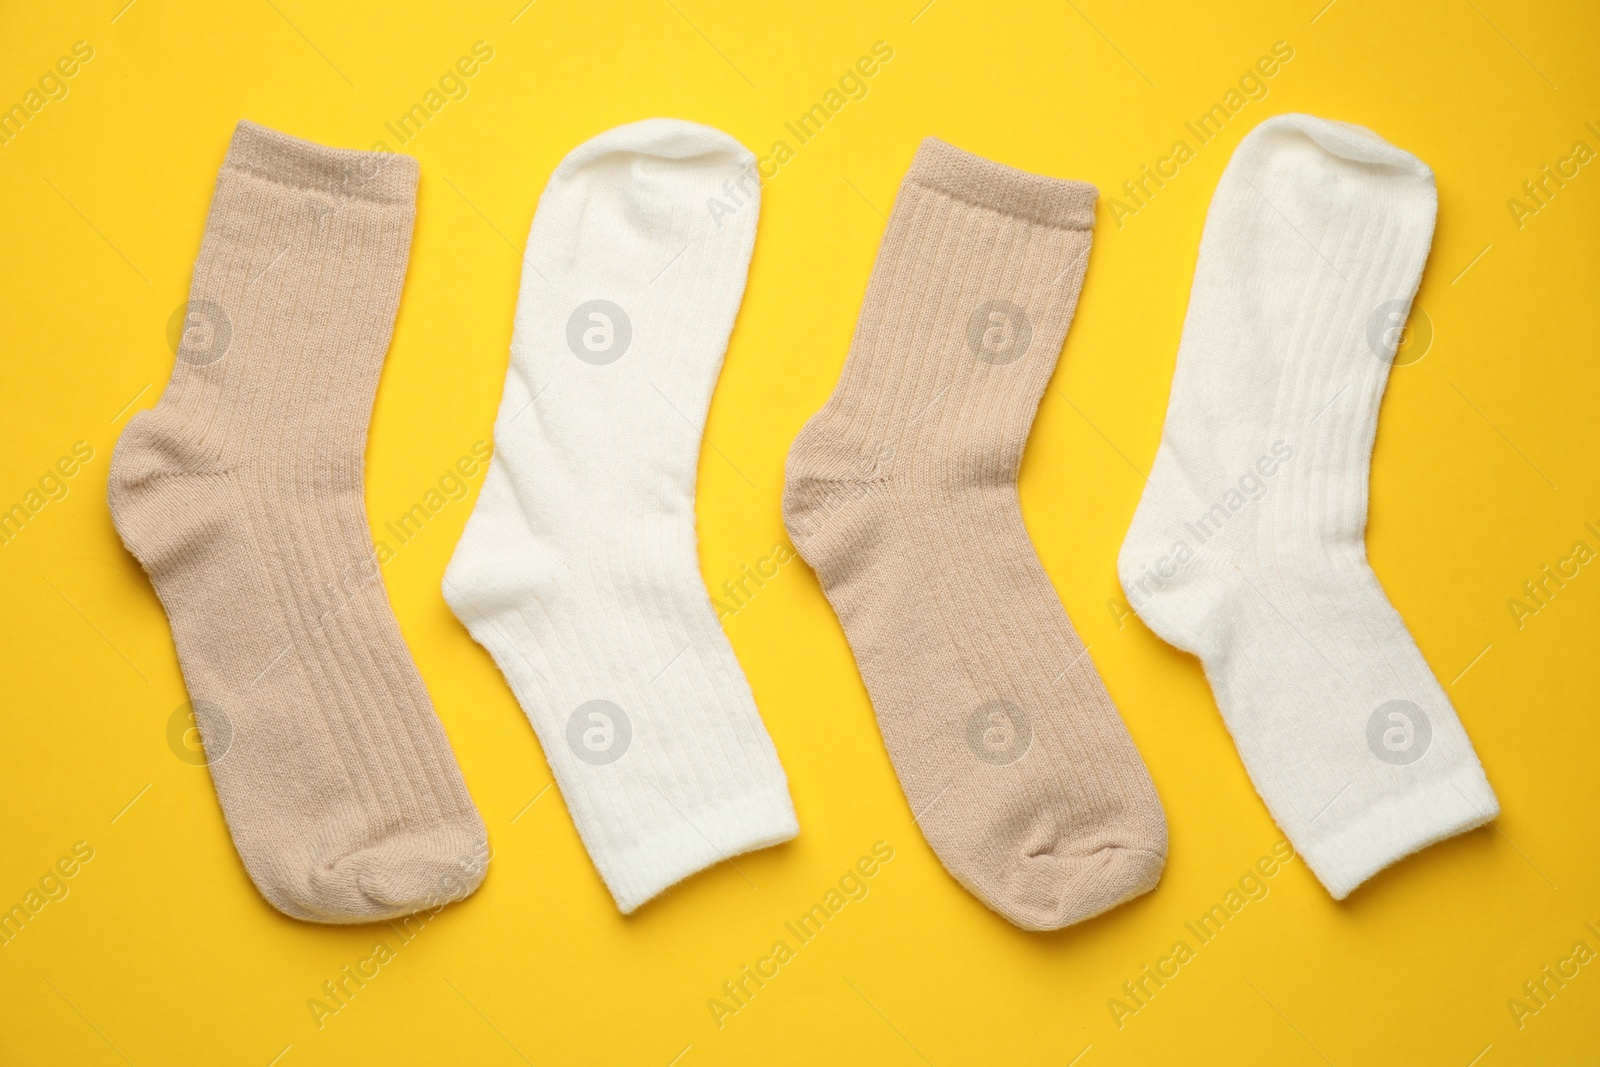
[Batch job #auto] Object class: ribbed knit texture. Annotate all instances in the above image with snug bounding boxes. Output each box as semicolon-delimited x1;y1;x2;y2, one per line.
443;119;797;914
784;138;1167;931
108;121;488;923
1118;114;1498;899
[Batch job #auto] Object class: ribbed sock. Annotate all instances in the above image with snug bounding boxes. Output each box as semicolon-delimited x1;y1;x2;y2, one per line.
109;121;488;923
443;119;797;914
1118;114;1498;899
784;138;1167;931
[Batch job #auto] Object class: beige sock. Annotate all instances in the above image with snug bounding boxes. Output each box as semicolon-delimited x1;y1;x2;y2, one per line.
784;138;1167;930
109;121;487;923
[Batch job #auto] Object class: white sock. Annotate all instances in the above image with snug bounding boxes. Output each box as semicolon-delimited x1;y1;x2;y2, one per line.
444;119;796;913
1118;114;1497;899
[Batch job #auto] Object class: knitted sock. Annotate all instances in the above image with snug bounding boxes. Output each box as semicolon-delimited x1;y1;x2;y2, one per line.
1118;114;1498;899
109;122;487;923
443;119;796;914
783;139;1167;931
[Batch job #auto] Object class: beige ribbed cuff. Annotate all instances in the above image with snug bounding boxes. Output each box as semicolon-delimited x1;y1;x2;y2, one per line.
906;137;1097;230
224;120;418;203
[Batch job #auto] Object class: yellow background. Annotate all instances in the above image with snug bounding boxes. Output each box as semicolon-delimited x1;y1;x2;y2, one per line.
2;1;1596;1063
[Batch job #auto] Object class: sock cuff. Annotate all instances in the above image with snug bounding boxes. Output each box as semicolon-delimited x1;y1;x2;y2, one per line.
906;138;1097;230
599;781;800;914
224;120;418;204
1299;762;1498;899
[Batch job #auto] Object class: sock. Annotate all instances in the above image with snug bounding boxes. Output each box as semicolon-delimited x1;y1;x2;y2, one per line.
108;122;488;922
443;119;796;914
1118;114;1498;899
783;138;1167;931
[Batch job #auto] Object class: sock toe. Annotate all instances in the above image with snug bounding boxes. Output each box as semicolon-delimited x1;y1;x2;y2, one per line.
304;817;488;921
993;841;1165;931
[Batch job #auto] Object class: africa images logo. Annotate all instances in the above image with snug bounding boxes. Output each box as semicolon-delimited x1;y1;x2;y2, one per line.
566;700;632;766
966;700;1032;766
566;300;632;365
967;301;1032;366
1365;700;1431;766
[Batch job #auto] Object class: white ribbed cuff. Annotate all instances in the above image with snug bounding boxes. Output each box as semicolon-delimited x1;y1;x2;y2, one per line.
1299;762;1499;900
596;781;799;914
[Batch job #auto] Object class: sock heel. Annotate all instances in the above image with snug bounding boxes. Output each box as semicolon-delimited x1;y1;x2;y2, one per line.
781;414;893;565
107;411;237;575
1117;476;1225;656
442;471;567;623
108;408;227;490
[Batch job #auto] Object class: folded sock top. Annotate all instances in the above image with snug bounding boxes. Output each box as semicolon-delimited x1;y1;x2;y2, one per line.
906;136;1098;229
224;119;419;203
